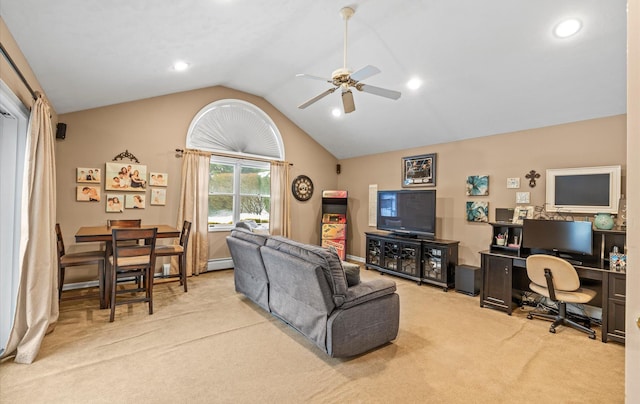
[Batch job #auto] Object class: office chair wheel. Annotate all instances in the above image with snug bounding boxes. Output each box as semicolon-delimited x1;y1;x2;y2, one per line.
549;326;556;334
527;313;533;320
589;333;596;340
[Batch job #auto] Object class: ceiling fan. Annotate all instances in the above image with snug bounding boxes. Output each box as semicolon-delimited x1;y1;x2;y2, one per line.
297;7;401;114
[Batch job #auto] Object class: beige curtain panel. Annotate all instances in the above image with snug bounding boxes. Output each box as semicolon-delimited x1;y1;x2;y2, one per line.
269;161;291;238
1;96;58;364
175;150;211;276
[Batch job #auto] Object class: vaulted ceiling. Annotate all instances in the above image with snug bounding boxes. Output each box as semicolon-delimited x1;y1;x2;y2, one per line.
1;1;627;159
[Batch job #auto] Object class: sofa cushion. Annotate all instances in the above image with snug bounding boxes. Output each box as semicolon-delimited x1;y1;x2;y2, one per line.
230;228;269;246
266;237;348;306
341;261;361;286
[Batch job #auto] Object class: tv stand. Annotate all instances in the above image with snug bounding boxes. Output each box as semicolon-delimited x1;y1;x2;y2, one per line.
365;231;459;291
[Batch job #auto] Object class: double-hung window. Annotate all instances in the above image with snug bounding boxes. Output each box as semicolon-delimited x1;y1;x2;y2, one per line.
208;156;270;230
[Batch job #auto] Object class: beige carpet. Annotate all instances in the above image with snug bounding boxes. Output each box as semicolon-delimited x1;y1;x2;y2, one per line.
1;267;624;403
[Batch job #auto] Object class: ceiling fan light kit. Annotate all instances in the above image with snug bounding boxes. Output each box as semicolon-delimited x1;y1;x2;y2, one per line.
297;6;401;114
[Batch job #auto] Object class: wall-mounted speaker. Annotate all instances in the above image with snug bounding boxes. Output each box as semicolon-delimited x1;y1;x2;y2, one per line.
56;122;67;139
336;164;341;174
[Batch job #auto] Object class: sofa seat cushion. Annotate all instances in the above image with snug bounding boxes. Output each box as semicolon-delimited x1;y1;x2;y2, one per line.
266;237;348;306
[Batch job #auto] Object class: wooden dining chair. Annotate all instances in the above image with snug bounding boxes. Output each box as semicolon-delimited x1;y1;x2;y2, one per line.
108;227;157;322
155;221;191;292
107;219;142;228
55;223;107;309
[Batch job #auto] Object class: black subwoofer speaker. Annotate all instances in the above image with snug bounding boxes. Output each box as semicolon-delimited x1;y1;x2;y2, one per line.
56;122;67;139
455;265;481;296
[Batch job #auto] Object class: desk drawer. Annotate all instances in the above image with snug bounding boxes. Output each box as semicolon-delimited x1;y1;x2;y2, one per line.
608;272;626;300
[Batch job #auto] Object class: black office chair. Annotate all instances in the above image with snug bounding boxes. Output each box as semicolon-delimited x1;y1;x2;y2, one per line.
525;255;597;339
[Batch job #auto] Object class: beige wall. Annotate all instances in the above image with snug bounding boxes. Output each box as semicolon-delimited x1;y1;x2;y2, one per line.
337;115;627;266
56;86;338;282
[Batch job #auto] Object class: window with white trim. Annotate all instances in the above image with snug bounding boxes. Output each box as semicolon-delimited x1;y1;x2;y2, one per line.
209;157;270;230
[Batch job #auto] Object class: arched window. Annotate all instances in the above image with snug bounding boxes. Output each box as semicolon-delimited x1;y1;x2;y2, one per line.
186;99;284;160
186;100;284;229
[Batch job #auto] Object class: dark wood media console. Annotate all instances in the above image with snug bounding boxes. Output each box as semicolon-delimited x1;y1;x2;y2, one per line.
365;231;459;291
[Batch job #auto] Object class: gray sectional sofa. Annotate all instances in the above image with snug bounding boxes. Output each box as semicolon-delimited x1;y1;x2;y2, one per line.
227;228;400;358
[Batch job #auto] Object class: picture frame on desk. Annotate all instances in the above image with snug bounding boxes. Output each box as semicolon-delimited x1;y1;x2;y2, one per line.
512;206;534;224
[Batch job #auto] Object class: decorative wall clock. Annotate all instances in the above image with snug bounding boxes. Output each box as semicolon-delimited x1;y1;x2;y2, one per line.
292;175;314;201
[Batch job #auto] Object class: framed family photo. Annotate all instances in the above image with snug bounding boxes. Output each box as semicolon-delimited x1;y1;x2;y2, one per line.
402;153;436;187
105;193;124;212
150;188;166;206
77;167;101;183
149;172;168;187
124;194;145;209
105;162;148;191
512;206;534;224
76;185;101;202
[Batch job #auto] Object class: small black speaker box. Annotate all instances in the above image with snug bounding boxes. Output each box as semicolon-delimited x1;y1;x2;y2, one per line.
56;123;67;139
455;265;481;296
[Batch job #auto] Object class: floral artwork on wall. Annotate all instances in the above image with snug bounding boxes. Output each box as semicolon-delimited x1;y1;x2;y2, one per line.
466;201;489;222
466;175;489;196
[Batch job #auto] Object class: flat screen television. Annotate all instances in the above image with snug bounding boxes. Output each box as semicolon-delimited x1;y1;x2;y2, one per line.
545;165;621;214
377;190;436;238
522;219;593;256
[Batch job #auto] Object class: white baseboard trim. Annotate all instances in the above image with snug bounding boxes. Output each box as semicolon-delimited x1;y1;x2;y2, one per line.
206;258;234;271
346;254;365;263
64;258;235;291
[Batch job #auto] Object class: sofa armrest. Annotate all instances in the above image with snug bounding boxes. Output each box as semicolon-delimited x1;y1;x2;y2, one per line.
340;279;397;309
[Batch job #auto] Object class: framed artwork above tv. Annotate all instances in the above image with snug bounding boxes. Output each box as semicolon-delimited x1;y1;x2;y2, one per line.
545;165;621;214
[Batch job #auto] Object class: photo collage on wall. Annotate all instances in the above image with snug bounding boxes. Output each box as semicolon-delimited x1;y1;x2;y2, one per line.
76;162;168;212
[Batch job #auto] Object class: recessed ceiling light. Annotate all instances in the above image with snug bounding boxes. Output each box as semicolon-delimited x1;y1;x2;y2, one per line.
173;61;190;71
407;78;423;90
331;108;342;117
554;19;582;38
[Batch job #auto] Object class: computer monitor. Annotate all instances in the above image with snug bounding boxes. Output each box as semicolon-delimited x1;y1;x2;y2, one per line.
522;219;593;256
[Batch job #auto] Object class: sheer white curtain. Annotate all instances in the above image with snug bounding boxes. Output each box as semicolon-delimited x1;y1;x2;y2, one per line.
176;149;212;275
269;161;291;237
1;95;58;364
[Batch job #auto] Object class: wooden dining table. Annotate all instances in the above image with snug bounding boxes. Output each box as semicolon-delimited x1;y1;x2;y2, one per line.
75;224;180;308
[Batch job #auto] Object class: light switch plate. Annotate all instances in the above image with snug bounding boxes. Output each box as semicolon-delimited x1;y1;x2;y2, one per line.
516;192;530;204
507;178;520;189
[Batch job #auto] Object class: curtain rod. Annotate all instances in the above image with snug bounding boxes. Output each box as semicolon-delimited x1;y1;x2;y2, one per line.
175;148;292;165
0;42;37;100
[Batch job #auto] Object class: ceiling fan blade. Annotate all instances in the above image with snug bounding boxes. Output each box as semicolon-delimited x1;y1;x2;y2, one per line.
356;83;402;100
349;65;381;82
298;87;337;109
296;73;333;84
342;89;355;114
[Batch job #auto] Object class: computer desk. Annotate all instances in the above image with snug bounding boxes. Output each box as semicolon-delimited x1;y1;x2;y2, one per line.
479;250;626;344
